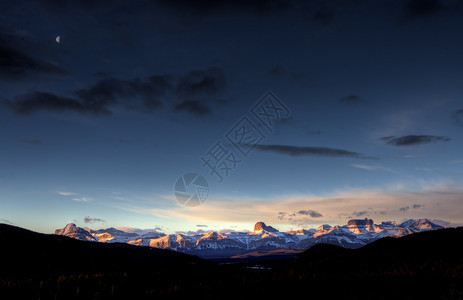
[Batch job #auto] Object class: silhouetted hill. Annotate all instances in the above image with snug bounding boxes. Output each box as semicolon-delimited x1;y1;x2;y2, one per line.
1;224;462;299
0;224;210;298
0;224;203;278
289;227;463;298
296;227;463;278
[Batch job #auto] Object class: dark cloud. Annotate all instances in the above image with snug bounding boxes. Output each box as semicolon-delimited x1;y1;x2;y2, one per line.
153;0;295;16
380;136;394;141
268;65;286;76
253;144;374;159
339;94;365;105
38;0;129;16
175;67;226;100
84;217;105;224
401;0;463;20
403;0;442;18
5;67;224;117
279;210;323;219
453;109;463;126
196;224;208;228
412;204;424;209
75;76;171;113
176;229;207;235
349;208;388;218
0;43;68;82
297;210;323;218
381;135;450;146
399;206;410;212
173;67;226;116
351;210;368;217
4;92;111;116
0;26;69;82
219;228;243;233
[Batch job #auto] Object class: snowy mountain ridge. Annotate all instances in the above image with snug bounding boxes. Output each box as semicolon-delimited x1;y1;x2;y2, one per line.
54;218;444;257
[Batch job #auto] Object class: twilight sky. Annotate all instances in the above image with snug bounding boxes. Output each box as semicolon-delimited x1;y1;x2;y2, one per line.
1;0;463;234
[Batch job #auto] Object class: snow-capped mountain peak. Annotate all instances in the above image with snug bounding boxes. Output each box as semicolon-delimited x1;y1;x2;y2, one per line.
399;219;442;231
54;218;445;258
55;223;96;242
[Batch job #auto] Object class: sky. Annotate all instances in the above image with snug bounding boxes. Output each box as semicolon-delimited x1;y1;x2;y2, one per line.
1;0;463;234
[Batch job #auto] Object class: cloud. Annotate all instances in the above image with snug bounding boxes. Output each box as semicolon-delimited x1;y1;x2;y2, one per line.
219;228;245;233
57;190;78;196
0;33;68;82
253;144;375;159
399;206;410;212
403;0;442;19
297;210;323;218
72;197;93;202
351;210;368;217
0;218;13;225
278;210;323;223
153;0;295;17
4;92;110;116
428;219;463;227
381;135;450;146
174;67;227;116
398;204;426;212
84;217;105;224
75;76;172;113
116;226;164;234
5;67;223;117
196;224;208;227
175;67;225;99
173;67;226;115
268;65;286;76
339;94;365;105
175;229;208;235
397;204;423;212
351;164;395;172
401;0;463;21
347;208;388;218
115;180;463;229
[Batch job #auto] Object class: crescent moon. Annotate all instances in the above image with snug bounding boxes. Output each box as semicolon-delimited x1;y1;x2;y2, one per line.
56;36;61;43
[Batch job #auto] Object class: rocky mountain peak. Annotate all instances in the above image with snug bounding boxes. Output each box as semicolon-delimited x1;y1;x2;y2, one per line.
316;224;332;231
254;222;278;233
347;218;374;227
55;223;96;242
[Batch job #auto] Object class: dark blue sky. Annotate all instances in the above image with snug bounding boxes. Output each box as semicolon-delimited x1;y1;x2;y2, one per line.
1;0;462;234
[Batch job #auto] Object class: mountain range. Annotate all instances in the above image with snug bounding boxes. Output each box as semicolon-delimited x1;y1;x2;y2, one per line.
55;218;444;257
1;222;462;298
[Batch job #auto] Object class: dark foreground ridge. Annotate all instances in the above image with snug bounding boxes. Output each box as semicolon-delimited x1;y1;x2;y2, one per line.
1;223;462;299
